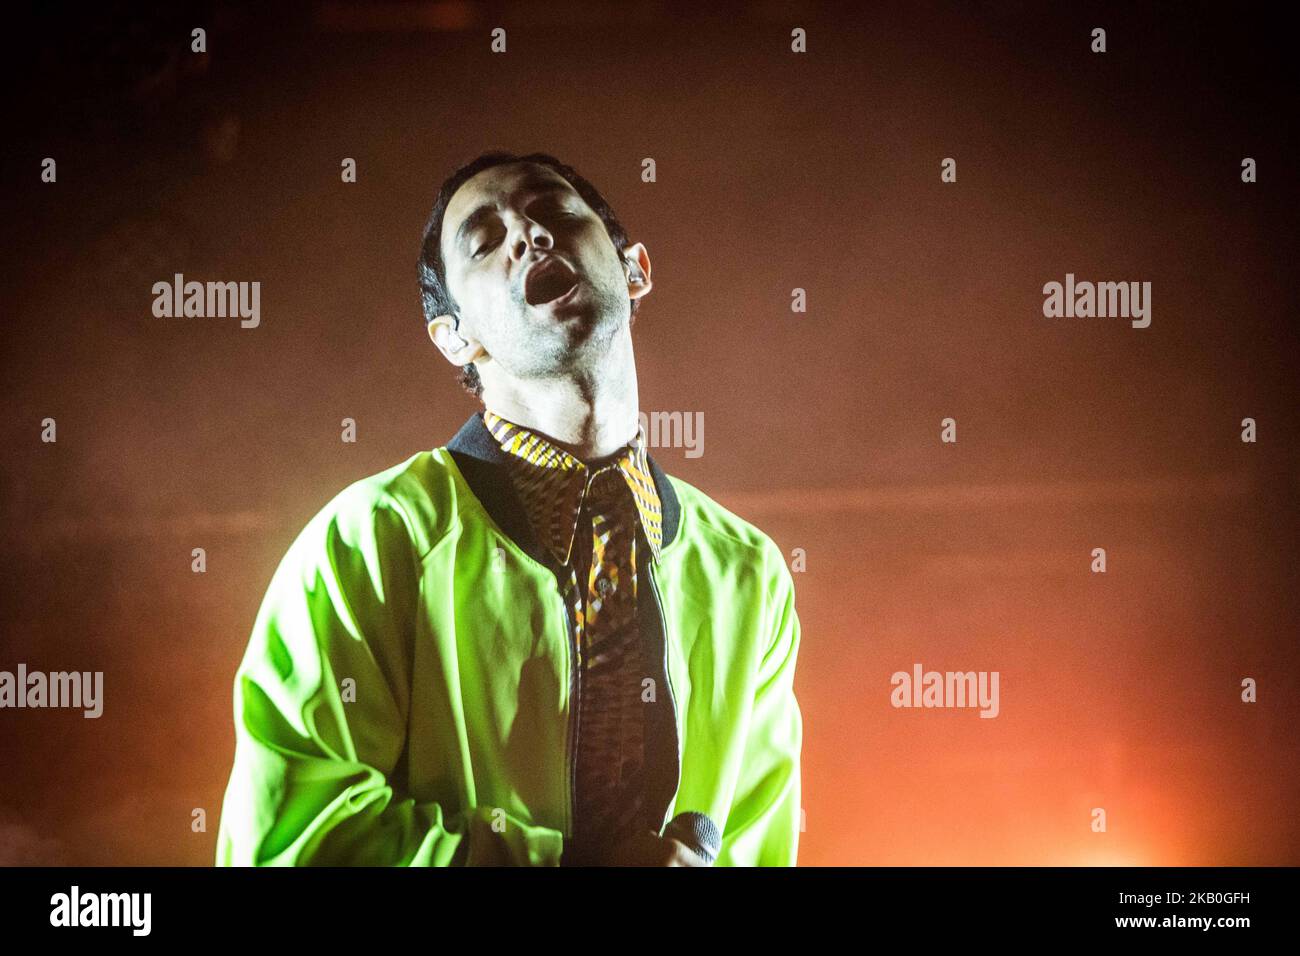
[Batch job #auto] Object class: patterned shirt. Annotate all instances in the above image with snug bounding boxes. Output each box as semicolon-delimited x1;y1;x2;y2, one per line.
482;408;664;845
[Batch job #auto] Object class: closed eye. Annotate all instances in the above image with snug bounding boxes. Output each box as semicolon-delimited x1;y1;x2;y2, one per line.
470;204;579;258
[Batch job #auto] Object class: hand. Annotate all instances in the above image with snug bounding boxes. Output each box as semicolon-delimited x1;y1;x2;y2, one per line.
604;828;710;867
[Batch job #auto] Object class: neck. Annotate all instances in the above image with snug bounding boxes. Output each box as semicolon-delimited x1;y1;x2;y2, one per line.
483;339;640;462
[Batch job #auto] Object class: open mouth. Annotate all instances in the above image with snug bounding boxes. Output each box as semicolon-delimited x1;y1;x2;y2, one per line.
524;257;580;307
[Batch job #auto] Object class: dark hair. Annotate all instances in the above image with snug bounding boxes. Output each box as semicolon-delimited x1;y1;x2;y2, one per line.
417;151;641;399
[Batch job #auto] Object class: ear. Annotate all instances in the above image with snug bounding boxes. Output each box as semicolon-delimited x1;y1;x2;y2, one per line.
621;242;653;301
427;315;485;366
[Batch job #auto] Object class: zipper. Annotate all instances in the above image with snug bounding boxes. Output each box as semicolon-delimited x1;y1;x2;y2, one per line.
645;563;682;830
558;586;578;840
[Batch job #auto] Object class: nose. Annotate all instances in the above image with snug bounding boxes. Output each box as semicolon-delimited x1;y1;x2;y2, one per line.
508;212;554;262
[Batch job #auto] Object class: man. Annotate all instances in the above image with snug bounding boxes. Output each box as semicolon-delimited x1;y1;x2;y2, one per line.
215;151;802;866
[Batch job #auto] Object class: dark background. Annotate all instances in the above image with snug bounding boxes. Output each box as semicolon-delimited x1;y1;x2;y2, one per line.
1;0;1296;865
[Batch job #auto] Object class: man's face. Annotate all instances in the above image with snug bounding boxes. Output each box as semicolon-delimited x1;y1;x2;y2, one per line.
435;161;642;382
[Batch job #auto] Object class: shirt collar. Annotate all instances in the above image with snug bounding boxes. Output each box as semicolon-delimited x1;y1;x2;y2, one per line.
482;408;664;565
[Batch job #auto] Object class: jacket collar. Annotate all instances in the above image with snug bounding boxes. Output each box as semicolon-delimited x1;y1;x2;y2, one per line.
444;409;681;570
480;408;664;565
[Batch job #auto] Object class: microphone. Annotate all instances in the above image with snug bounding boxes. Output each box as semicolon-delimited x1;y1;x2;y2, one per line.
662;811;721;865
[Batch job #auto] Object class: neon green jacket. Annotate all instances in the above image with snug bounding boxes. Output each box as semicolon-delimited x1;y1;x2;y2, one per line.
215;411;802;866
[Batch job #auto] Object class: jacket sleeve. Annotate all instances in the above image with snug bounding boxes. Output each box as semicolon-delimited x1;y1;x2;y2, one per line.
214;488;564;866
716;545;804;866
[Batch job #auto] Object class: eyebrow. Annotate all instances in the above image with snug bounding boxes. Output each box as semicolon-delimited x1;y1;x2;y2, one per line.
452;177;573;254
